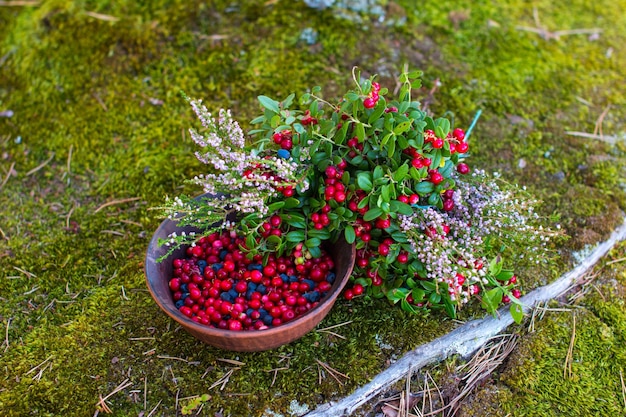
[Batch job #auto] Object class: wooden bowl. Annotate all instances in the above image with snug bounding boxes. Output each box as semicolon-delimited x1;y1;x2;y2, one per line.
145;218;355;352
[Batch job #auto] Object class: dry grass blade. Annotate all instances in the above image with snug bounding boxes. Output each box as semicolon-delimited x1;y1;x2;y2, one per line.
209;368;239;390
619;368;626;408
25;152;55;176
95;378;133;414
317;320;353;332
216;358;246;366
565;131;620;143
0;1;39;5
0;161;15;189
146;400;162;417
593;105;611;138
564;314;576;379
4;317;11;352
24;355;53;377
94;197;141;213
607;256;626;265
315;359;349;385
85;11;119;21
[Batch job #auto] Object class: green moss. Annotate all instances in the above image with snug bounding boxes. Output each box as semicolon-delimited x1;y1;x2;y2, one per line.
1;0;626;415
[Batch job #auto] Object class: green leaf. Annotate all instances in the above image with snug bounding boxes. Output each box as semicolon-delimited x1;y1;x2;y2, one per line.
428;192;441;207
344;225;356;244
373;165;384;180
245;234;256;250
411;288;425;302
266;234;282;247
401;298;417;314
489;256;503;276
414;181;434;195
481;288;503;315
363;207;383;222
381;184;391;202
283;198;301;209
355;123;366;142
443;296;457;318
389;200;413;215
306;237;321;248
439;160;454;178
308;229;330;240
356;172;373;192
393;120;412;135
431;151;442;170
393;163;409;182
267;201;285;212
380;132;393;147
496;270;515;281
510;303;524;324
285;230;305;242
258;95;280;113
387;139;396;158
308;245;322;258
435;117;451;137
357;195;370;209
368;103;386;124
397;135;409;150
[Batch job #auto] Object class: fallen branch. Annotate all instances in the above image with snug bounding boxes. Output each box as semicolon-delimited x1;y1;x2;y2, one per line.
305;217;626;417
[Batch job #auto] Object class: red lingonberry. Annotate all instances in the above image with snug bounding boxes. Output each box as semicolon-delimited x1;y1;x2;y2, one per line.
453;128;465;141
456;141;469;153
457;163;470;175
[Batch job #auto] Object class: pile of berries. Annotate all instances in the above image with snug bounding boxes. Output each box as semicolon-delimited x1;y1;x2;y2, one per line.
168;231;337;331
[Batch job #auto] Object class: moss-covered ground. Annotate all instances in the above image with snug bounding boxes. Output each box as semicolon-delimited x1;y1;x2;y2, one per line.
0;0;625;415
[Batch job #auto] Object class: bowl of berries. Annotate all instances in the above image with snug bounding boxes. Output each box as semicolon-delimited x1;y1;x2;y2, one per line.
145;211;356;352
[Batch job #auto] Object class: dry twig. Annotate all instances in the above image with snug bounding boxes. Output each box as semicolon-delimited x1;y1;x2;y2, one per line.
94;197;141;213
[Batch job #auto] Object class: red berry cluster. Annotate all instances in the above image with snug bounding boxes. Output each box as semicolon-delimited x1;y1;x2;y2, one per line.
363;82;381;109
301;110;318;126
272;130;293;150
442;189;455;211
346;136;364;158
398;193;420;205
310;206;331;230
260;214;284;238
323;163;348;203
169;232;337;331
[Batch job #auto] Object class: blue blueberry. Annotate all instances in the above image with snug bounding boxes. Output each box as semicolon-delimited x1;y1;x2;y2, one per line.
197;260;207;274
277;149;291;159
175;300;184;308
212;263;223;271
326;272;336;283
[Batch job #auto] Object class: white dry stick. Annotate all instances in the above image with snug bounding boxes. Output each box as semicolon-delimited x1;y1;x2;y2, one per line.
305;218;626;417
